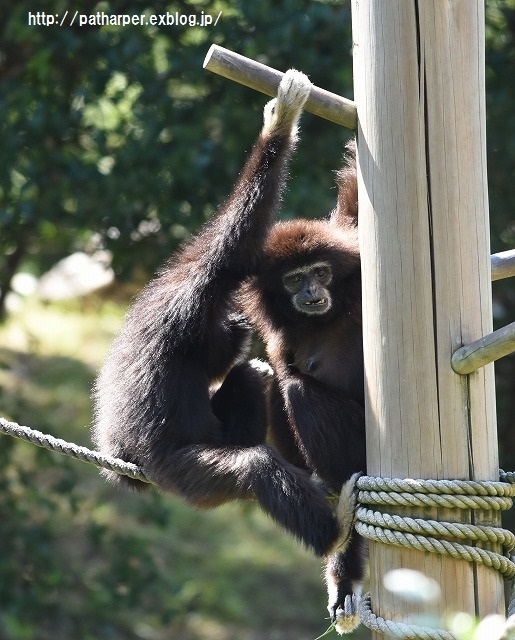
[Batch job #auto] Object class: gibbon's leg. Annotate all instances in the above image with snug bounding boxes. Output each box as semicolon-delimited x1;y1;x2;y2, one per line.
323;473;366;634
158;443;342;557
325;534;368;633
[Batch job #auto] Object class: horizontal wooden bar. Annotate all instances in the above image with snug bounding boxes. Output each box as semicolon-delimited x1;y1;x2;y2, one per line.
452;250;515;374
491;249;515;281
451;321;515;375
203;44;357;130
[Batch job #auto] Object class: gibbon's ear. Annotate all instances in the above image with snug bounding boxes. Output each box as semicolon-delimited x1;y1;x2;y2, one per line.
330;138;358;228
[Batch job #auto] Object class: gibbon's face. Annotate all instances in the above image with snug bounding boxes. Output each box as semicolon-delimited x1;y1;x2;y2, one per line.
282;261;333;316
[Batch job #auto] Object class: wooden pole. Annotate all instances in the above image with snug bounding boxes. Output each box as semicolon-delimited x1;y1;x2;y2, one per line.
351;0;503;633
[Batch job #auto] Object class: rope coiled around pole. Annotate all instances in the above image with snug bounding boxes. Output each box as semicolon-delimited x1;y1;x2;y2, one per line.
355;474;515;639
358;595;457;640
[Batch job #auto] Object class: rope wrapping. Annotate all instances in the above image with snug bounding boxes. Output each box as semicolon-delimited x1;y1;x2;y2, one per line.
358;489;513;511
358;595;456;640
355;520;515;578
355;475;515;638
356;507;515;548
358;475;515;497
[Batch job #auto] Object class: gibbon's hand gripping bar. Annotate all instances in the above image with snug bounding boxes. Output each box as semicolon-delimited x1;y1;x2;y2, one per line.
203;44;357;130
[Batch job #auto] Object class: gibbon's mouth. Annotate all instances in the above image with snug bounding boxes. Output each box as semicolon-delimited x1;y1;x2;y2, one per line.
296;297;331;315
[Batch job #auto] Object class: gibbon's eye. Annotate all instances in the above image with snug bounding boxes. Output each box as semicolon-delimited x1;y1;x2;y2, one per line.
283;272;304;293
315;267;328;279
284;273;302;285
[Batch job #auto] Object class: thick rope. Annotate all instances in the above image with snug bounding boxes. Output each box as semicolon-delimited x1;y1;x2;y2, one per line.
358;595;456;640
355;474;515;639
0;417;153;484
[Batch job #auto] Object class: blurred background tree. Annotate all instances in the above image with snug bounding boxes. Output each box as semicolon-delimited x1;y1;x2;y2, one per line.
0;0;354;308
0;1;514;639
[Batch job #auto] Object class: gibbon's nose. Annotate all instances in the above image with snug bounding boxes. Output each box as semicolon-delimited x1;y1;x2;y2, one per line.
307;282;318;296
306;284;323;302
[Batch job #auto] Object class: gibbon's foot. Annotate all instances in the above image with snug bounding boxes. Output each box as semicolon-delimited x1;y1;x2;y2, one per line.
333;472;361;553
333;593;361;635
263;69;311;136
325;553;364;635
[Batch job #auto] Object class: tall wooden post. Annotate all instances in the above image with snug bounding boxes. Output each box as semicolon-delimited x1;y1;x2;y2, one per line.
351;0;503;632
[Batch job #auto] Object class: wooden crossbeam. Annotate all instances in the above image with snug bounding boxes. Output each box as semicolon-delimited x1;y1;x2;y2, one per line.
452;250;515;374
203;44;357;130
452;321;515;375
491;249;515;281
